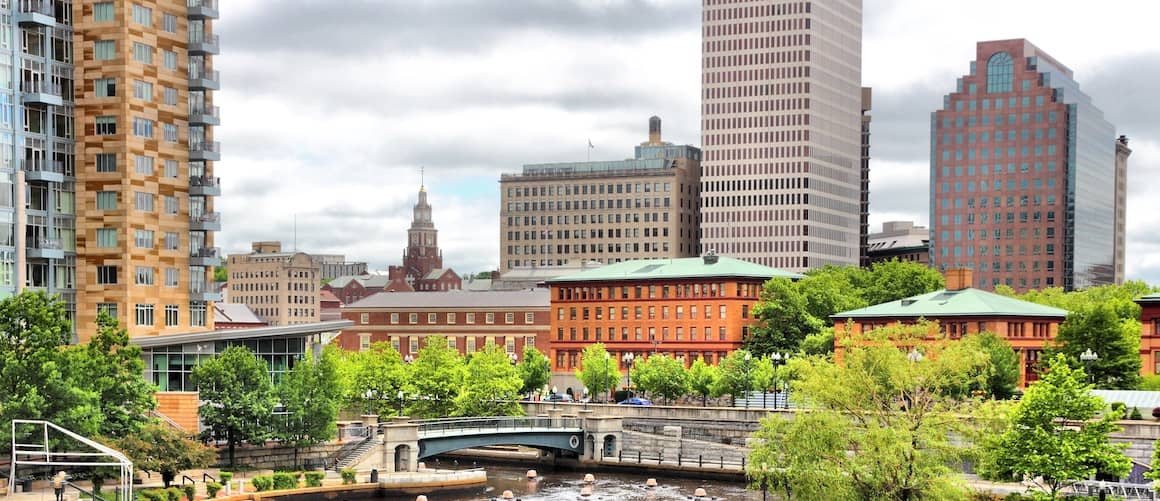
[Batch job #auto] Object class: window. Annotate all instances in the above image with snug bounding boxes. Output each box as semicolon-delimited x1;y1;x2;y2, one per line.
133;79;152;101
135;304;154;326
408;313;417;324
95;78;116;97
164;268;178;287
447;312;456;324
131;4;152;26
162;13;177;33
96;191;117;209
163;123;178;142
360;313;369;324
505;312;514;324
359;334;371;351
466;312;475;324
163;196;177;215
132;117;153;137
162;50;177;70
134;192;153;212
134;229;153;248
132;42;153;64
163;86;177;105
96;265;118;284
190;302;206;326
134;266;154;285
390;313;399;324
163;232;178;250
96;228;117;247
427;313;436;324
96;153;117;172
95;116;116;135
719;305;727;319
93;2;114;21
486;312;495;324
94;41;115;60
524;312;534;324
98;303;118;319
466;337;476;353
409;337;419;354
164;305;178;326
134;154;153;174
986;52;1013;93
391;338;401;352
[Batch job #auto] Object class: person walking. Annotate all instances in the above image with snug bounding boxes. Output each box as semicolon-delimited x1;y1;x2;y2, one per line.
52;471;66;501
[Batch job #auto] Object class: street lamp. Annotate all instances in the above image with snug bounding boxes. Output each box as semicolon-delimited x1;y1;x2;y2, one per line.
907;348;924;363
622;352;636;397
771;352;790;409
743;352;753;409
509;352;518;365
1080;349;1099;384
403;354;414;364
603;352;611;403
396;390;404;417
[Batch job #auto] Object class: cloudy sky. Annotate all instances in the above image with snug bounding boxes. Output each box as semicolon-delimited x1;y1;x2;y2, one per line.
212;0;1160;284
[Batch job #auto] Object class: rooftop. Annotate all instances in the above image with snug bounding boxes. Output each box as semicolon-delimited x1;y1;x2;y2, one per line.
546;256;802;284
831;288;1069;319
1138;292;1160;303
347;289;550;309
131;320;353;349
214;303;265;324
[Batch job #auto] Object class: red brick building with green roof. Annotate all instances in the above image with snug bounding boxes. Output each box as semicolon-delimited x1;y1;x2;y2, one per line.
832;269;1067;385
544;253;802;391
1136;293;1160;376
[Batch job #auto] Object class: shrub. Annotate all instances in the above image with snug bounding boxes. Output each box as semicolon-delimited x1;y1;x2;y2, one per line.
304;472;325;487
340;469;357;485
182;484;196;501
1131;407;1144;420
251;475;274;492
166;487;183;501
205;482;222;498
1110;402;1127;414
1152;407;1160;420
271;472;298;490
967;492;1002;501
139;490;166;501
219;471;233;485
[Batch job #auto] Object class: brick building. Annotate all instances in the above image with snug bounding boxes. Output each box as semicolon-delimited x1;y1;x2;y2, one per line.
324;274;408;304
1136;293;1160;376
544;253;801;390
866;221;930;265
832;269;1067;385
336;290;550;360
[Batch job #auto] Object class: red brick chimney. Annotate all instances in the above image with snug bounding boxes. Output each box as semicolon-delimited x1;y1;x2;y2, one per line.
944;268;973;291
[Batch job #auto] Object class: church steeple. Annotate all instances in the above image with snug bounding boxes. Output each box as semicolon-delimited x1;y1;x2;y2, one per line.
403;181;442;284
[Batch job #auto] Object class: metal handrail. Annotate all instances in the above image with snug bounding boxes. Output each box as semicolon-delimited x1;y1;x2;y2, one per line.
191;212;221;223
188;0;218;9
189;105;221;118
191;246;220;258
189;141;221;153
63;480;111;501
190;175;220;187
411;416;583;435
189;68;220;82
202;472;217;484
189;33;219;46
22;80;61;95
31;238;61;250
16;0;52;15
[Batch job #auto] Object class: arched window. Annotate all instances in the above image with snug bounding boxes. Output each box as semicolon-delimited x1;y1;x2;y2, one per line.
986;52;1013;93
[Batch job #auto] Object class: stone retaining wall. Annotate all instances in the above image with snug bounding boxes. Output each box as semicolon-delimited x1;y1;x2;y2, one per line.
221;443;346;470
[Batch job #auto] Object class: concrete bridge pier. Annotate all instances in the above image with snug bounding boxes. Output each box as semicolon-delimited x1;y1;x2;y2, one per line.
381;416;419;473
577;411;623;463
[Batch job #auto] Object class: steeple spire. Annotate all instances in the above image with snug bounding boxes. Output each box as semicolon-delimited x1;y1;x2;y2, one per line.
420;166;425;192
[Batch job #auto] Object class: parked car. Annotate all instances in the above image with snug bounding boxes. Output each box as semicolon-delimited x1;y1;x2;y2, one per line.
617;396;652;406
547;393;574;403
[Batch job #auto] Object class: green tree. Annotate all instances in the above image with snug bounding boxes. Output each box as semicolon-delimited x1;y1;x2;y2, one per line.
516;346;551;397
275;347;342;467
115;423;216;487
342;341;408;417
747;325;995;500
631;354;689;404
0;291;100;448
455;343;524;417
983;354;1130;499
66;311;157;437
574;343;621;402
687;356;720;406
213;265;228;283
857;259;945;305
1053;303;1141;389
712;349;760;404
749;279;823;355
191;345;276;468
405;336;464;418
952;332;1020;400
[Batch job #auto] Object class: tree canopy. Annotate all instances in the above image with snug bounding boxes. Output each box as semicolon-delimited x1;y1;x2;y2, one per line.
516;345;551;396
631;353;689;404
404;336;465;418
455;343;524;417
575;343;621;401
191;345;276;468
115;423;216;487
275;346;343;467
340;341;408;417
687;356;720;406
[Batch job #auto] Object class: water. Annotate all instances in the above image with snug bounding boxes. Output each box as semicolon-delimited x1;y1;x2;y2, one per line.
386;464;761;501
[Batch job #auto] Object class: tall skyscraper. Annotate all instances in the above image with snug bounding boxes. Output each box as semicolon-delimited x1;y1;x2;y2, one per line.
700;0;863;272
3;1;221;342
931;39;1122;292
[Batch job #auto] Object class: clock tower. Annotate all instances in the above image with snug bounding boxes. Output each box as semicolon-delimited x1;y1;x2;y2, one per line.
402;184;443;285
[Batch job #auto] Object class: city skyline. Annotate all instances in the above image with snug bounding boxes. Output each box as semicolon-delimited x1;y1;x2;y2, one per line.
212;0;1160;284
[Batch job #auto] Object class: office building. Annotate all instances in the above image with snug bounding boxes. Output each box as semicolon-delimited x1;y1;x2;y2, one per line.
312;254;367;282
859;87;872;266
931;39;1122;291
226;241;319;326
700;0;864;271
499;116;701;272
867;221;929;265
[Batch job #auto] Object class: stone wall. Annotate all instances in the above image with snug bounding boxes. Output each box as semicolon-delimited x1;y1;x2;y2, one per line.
616;428;749;465
221;443;346;470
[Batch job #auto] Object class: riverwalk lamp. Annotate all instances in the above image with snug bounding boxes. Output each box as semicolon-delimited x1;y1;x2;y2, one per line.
1080;349;1099;384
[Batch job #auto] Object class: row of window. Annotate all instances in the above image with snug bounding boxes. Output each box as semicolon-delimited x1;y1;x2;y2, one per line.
94;229;189;250
508;242;679;256
558;303;745;322
506;197;672;213
938;127;1058;146
508;227;673;241
938;144;1059;162
554;349;730;371
936;226;1056;243
98;302;207;327
506;182;674;198
93;115;182;142
506;211;676;228
94;265;207;287
557;325;737;343
357;334;533;355
360;311;536;326
94;77;182;107
556;282;760;301
935;210;1057;226
114;3;180;34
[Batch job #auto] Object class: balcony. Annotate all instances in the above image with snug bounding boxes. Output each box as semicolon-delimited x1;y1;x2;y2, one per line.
190;282;222;302
15;0;54;27
21;80;63;107
27;237;63;260
188;105;220;126
188;33;220;55
190;212;221;231
189;141;221;161
189;68;220;90
190;246;222;267
189;175;221;196
21;158;64;183
187;0;219;19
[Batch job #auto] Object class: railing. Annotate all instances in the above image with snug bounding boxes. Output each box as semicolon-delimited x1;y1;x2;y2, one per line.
63;480;113;501
189;32;219;46
615;450;747;471
16;0;52;15
191;246;220;259
190;141;222;154
1070;481;1156;500
189;68;220;82
20;157;63;174
190;175;220;187
22;80;61;95
30;238;61;250
189;105;220;119
202;472;217;484
189;282;215;294
413;416;583;435
188;0;218;9
191;212;221;224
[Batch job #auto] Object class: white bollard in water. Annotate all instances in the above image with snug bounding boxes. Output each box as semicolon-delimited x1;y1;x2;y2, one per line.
645;478;658;488
694;487;708;497
583;473;595;483
526;469;538;479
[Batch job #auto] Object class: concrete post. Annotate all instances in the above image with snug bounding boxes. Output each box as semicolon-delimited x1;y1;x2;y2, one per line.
547;407;563;428
580;416;623;463
381;416;420;473
661;426;682;464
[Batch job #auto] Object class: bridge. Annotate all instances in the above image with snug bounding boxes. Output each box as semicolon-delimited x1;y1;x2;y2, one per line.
339;413;624;473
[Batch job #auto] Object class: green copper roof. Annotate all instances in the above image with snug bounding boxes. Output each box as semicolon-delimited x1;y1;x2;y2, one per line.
1137;292;1160;303
546;256;802;283
831;288;1069;319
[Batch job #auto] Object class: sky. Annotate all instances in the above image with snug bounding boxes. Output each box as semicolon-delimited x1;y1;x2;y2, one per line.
212;0;1160;284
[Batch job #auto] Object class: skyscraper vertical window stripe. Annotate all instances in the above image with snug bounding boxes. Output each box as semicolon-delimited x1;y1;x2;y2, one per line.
986;52;1013;93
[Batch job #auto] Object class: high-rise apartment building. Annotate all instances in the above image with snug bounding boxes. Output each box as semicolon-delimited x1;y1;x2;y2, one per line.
499;117;701;272
2;0;220;342
700;0;863;272
931;39;1122;292
859;86;871;267
227;241;319;326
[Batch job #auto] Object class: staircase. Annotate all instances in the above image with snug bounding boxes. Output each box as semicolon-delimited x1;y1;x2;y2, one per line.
333;434;381;471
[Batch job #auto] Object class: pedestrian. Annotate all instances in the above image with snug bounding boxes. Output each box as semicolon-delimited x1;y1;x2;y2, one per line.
52;471;66;501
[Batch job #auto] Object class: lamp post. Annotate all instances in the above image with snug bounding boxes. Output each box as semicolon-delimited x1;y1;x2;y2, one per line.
403;354;414;364
603;352;611;403
771;352;791;409
1080;349;1099;385
396;390;404;417
622;352;635;397
907;348;924;363
509;352;518;365
743;352;753;409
